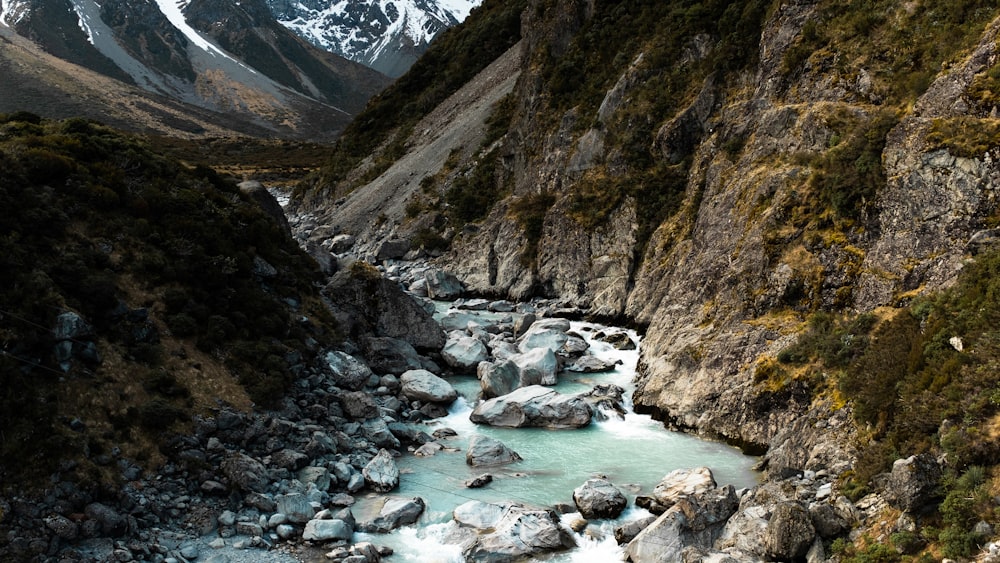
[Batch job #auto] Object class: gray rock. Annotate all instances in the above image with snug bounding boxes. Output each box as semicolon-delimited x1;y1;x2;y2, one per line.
579;384;628;420
626;485;738;562
614;515;657;544
276;493;315;524
489;300;515;312
362;336;423;375
454;502;576;561
477;359;522;399
341;390;380;420
594;330;636;350
377;238;411;261
54;311;94;341
466;435;523;467
884;454;941;513
84;503;127;537
573;478;628;519
809;502;847;538
764;502;816;560
221;453;269;493
329;234;356;253
424;269;464;299
361;418;402;449
298;467;332;492
363;449;399;493
441;334;488;371
517;321;570;354
454;501;507;529
470;385;592;429
466;474;493;488
511;347;559;386
302;518;353;541
271;449;309;471
399;369;458;403
359;496;426;533
513;313;536;337
239;180;290;235
44;514;79;540
324;351;375;391
414;442;444;457
652;467;717;509
565;355;620;373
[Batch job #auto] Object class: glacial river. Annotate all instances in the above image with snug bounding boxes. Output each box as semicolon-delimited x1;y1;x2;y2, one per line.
351;317;760;562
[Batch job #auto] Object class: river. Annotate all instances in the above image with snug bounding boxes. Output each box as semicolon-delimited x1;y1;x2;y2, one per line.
350;313;760;562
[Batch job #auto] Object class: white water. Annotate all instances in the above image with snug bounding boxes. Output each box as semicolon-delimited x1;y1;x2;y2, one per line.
350;316;759;561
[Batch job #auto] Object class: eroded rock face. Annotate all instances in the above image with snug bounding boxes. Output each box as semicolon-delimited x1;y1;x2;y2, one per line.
470;385;592;429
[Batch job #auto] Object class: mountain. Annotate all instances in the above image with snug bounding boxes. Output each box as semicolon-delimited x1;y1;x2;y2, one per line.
0;0;390;140
266;0;481;77
295;0;1000;554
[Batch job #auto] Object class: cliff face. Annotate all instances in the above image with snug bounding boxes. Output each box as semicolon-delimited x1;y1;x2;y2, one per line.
302;0;1000;454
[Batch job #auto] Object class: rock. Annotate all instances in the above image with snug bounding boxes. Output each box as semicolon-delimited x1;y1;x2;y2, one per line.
809;502;847;538
573;478;628;519
44;514;79;540
361;336;423;375
466;435;523;467
377;238;411;261
271;449;309;471
513;313;536;337
466;474;493;488
565;355;620;373
424;269;464;299
594;330;636;350
453;502;576;561
84;503;127;536
652;467;717;509
276;493;315;524
884;453;942;513
220;453;269;493
625;485;738;562
614;515;657;544
414;442;444;457
361;418;402;449
302;518;353;542
478;359;522;399
441;334;489;371
456;298;491;310
439;311;483;332
341;390;380;420
359;497;426;533
517;320;570;353
470;386;592;429
297;467;332;492
238;180;290;235
324;351;375;391
363;449;399;493
489;300;515;312
510;347;559;386
764;502;816;560
399;369;458;404
329;234;356;253
579;384;628;420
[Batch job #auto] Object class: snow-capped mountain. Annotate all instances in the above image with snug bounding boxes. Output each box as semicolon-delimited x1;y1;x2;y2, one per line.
266;0;480;77
0;0;390;139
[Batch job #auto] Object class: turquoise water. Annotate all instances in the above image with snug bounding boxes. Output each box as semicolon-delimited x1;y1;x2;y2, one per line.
352;320;759;562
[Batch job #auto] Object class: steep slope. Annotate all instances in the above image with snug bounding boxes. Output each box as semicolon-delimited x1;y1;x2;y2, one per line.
266;0;480;77
0;0;390;140
298;0;1000;552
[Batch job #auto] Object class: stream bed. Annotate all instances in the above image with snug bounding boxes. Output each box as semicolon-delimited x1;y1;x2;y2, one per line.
350;315;760;562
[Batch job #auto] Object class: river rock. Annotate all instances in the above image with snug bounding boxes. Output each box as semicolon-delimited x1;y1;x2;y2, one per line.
651;467;717;509
614;515;657;544
363;449;399;493
324;351;374;391
625;485;738;562
513;313;536;337
441;334;489;371
573;478;628;519
341;390;380;420
399;369;457;404
329;233;356;253
361;418;402;449
565;354;620;373
466;474;493;488
764;502;816;560
453;502;576;561
83;503;127;537
276;493;315;524
594;330;636;350
511;347;559;386
362;336;423;375
44;514;79;540
579;384;627;420
517;319;571;353
439;311;483;332
466;435;523;467
376;238;410;261
478;359;521;399
425;269;464;299
883;453;941;513
221;452;269;493
297;467;332;492
302;518;353;541
358;497;426;533
470;385;593;429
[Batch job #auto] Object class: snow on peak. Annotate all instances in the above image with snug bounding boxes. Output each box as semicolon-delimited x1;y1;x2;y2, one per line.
152;0;239;63
0;0;29;27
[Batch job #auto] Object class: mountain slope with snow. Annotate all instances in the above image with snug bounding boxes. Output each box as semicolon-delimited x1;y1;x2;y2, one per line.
267;0;480;77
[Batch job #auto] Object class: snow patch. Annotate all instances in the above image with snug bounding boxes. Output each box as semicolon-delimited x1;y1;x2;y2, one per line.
70;0;97;45
152;0;242;65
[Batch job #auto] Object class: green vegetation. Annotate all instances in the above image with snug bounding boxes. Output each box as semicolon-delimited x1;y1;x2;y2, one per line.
781;0;998;105
308;0;527;194
0;114;336;487
509;192;557;267
926;117;1000;159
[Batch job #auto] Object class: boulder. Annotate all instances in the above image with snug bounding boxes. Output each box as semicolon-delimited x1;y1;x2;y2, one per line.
561;334;589;356
424;269;464;299
376;238;411;261
510;347;559;386
358;496;426;533
302;518;353;541
884;453;941;513
441;334;488;371
400;369;458;404
573;478;628;519
478;360;521;399
360;418;401;449
363;449;399;493
517;319;571;354
466;474;494;488
361;336;423;375
764;502;816;560
276;493;315;524
83;503;126;536
238;180;290;235
565;355;620;373
625;485;738;562
513;313;536;337
594;330;636;350
453;502;576;561
340;390;380;420
221;452;269;493
324;351;374;391
466;435;523;467
329;233;356;253
579;384;628;420
614;515;657;544
652;467;717;509
470;385;593;429
439;311;482;332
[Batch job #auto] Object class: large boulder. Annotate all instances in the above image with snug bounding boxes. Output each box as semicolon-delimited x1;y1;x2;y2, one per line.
442;333;489;371
478;360;521;399
883;453;941;513
510;347;559;386
276;493;316;524
323;264;446;350
764;502;816;560
302;518;353;541
451;502;576;561
324;351;374;391
625;485;738;562
238;180;290;236
400;369;458;404
573;478;628;519
358;497;426;533
466;435;523;467
470;386;592;429
651;467;717;510
424;269;465;300
361;336;423;375
517;319;571;353
220;452;269;493
565;354;620;373
362;449;399;493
